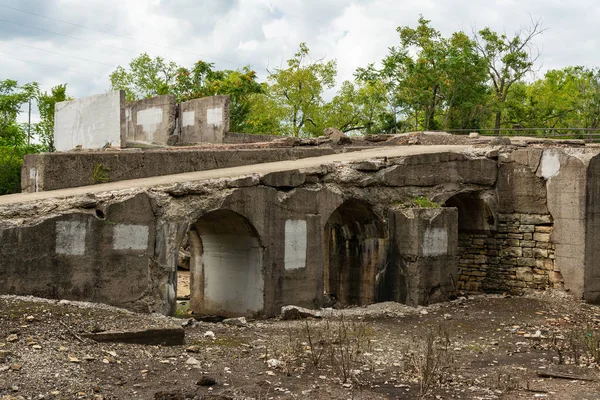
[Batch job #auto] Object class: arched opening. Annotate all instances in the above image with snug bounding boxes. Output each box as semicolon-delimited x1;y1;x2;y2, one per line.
186;210;263;317
444;192;495;292
324;200;387;306
445;192;495;232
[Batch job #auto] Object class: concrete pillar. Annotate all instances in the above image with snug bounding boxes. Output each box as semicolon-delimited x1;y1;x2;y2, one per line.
387;207;459;306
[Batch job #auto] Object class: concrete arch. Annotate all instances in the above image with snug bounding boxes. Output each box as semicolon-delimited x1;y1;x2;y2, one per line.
323;199;387;306
444;192;495;232
443;191;497;293
187;209;264;317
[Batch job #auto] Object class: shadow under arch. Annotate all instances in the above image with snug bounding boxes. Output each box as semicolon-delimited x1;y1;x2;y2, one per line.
443;191;496;292
187;209;264;317
324;199;387;306
444;192;495;232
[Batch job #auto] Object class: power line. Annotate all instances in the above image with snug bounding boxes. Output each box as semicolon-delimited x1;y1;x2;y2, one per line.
0;51;103;78
0;39;117;68
0;17;139;55
0;4;243;67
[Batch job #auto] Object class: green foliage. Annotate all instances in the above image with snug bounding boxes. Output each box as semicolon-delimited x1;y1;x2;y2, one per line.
249;42;337;137
374;16;489;132
92;163;110;184
36;84;69;152
109;53;179;101
501;66;600;133
323;79;389;134
0;79;47;195
110;55;263;132
413;196;440;208
474;20;544;130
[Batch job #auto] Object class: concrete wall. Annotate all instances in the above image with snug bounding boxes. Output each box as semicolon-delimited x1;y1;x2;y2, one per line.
10;145;600;316
387;208;459;306
125;95;177;146
21;147;338;192
180;96;230;144
54;90;125;151
0;193;159;312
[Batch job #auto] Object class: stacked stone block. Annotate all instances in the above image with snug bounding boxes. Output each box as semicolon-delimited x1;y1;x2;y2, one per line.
456;213;563;294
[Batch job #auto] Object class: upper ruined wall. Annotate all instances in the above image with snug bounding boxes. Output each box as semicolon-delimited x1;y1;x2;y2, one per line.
54;91;235;150
54;90;126;151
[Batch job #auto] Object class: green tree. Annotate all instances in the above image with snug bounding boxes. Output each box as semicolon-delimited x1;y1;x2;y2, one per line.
109;53;179;101
323;79;388;134
474;20;544;131
378;17;489;131
262;42;337;137
0;79;40;194
36;84;69;152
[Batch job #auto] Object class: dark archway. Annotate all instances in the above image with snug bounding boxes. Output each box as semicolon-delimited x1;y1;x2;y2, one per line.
187;210;263;316
445;192;495;232
444;192;495;292
324;200;387;306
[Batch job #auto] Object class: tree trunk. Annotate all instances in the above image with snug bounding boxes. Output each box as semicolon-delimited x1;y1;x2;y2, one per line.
494;111;502;135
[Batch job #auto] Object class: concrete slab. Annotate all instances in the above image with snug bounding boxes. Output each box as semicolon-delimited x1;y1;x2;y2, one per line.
54;90;125;151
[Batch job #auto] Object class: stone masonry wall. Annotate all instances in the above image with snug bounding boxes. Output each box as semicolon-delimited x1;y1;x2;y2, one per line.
456;213;563;294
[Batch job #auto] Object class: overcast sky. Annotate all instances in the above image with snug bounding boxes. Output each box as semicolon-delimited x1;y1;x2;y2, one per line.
1;0;599;117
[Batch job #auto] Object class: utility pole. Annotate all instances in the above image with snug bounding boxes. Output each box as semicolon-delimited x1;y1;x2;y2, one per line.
27;99;31;146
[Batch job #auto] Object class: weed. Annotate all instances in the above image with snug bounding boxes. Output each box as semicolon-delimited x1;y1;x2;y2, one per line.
547;326;600;366
412;196;440;208
405;326;453;398
92;163;110;184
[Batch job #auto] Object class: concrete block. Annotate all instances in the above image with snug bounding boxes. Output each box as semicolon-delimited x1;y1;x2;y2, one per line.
0;193;157;312
54;90;125;151
180;95;230;144
125;95;176;145
387;208;459;306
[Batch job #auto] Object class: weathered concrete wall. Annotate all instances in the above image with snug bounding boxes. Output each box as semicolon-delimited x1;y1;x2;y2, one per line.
6;147;501;316
0;193;158;312
543;149;591;299
180;96;230;144
387;208;458;306
125;95;177;146
54;90;125;151
585;153;600;302
21;147;339;192
9;145;600;316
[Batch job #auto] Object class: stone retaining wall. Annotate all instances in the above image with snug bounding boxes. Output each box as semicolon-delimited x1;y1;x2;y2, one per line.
456;213;563;294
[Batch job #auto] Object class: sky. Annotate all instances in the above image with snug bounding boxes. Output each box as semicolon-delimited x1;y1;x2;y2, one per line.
1;0;599;121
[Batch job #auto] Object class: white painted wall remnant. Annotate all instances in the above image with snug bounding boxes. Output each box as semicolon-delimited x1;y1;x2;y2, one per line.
422;227;448;256
54;90;123;151
136;107;163;141
202;233;263;314
55;220;87;255
182;111;195;127
29;167;38;192
541;150;561;179
113;224;149;250
284;220;307;270
206;107;223;127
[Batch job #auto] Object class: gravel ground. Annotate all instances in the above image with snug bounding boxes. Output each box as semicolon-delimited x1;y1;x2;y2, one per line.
2;291;600;399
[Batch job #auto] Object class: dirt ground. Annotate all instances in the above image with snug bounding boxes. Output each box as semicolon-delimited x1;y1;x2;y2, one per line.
2;290;600;400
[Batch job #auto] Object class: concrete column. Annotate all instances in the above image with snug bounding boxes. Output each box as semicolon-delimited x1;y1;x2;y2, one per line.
387;207;459;306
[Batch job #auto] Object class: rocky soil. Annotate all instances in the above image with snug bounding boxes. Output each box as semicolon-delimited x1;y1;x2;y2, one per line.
2;291;600;399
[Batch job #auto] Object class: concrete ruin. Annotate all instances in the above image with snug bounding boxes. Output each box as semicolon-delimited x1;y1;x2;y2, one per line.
4;138;600;318
54;90;126;151
55;91;234;150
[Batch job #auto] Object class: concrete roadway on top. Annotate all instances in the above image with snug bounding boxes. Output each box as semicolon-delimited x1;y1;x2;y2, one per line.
0;145;472;206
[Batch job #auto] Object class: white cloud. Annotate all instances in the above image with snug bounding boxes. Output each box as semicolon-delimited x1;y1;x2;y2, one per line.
1;0;599;108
